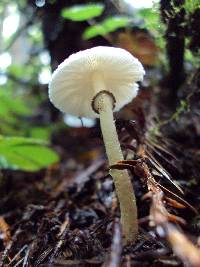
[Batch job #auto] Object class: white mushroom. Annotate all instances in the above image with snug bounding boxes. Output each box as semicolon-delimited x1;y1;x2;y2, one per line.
49;46;145;243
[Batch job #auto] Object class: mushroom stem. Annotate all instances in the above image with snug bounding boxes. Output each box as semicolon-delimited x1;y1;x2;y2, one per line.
93;89;138;243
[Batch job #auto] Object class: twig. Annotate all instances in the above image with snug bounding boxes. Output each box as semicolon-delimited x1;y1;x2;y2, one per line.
13;258;24;267
7;245;28;267
103;219;122;267
0;228;22;267
48;216;70;263
33;247;53;267
22;246;30;267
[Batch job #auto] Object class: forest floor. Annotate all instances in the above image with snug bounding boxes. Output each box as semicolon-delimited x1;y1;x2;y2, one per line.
0;81;200;267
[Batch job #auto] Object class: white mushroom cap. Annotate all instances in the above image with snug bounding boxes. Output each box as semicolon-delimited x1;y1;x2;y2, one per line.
49;46;145;118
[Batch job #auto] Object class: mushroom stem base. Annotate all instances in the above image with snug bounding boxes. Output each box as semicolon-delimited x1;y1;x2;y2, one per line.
93;91;138;243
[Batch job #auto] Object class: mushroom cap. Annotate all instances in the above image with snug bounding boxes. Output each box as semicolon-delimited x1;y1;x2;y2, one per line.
49;46;145;118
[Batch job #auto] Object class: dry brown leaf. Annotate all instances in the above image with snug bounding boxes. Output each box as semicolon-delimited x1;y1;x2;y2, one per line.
116;31;159;66
166;224;200;267
0;216;11;245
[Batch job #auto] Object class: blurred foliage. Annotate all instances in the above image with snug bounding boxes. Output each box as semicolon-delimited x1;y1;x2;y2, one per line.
0;84;59;171
61;3;104;21
62;1;200;68
0;136;59;171
61;2;164;66
61;2;164;46
185;42;200;67
61;3;131;40
0;86;32;135
169;0;200;15
0;1;59;171
184;0;200;13
135;7;166;50
83;16;130;40
0;79;59;171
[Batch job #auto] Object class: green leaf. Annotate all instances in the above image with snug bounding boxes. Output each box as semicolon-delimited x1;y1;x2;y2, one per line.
61;3;104;21
184;0;200;13
29;126;51;141
83;16;130;40
102;16;130;32
83;24;107;40
0;136;59;171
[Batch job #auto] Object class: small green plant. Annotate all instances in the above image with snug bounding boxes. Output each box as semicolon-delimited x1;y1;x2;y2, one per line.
149;99;190;138
171;100;190;122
